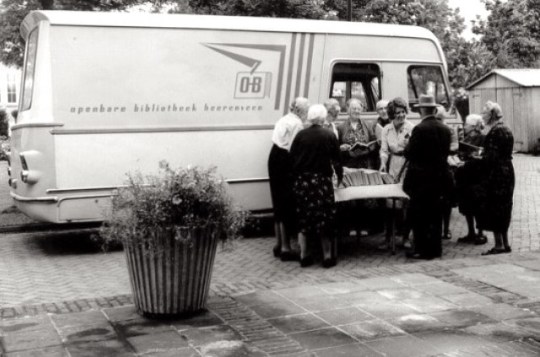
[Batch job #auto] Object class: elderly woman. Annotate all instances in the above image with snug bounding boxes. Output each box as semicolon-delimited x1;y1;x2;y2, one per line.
290;104;343;268
476;102;515;255
338;98;377;169
456;114;487;245
323;98;340;138
268;97;309;261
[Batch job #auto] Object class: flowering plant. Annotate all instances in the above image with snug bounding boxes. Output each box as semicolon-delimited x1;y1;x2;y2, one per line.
100;161;247;252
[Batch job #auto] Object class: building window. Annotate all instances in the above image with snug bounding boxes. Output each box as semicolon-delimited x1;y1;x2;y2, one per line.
7;72;17;103
330;62;381;112
407;65;450;112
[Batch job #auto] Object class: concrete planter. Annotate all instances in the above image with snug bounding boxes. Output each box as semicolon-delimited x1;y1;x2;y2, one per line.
124;226;219;317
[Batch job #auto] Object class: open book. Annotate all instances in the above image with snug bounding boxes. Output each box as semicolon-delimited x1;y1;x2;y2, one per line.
349;140;377;152
459;141;482;151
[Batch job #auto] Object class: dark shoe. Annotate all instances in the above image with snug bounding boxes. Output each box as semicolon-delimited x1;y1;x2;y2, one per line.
322;258;337;268
504;246;512;253
474;235;488;245
273;245;281;258
457;235;477;244
280;251;299;262
300;256;314;268
442;232;452;240
481;247;507;255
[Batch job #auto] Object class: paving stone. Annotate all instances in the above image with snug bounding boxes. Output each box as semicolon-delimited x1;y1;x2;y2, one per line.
59;323;117;343
401;295;458;313
51;311;108;329
197;340;266;357
288;327;356;350
1;325;62;353
234;291;292;307
505;316;540;334
126;330;188;354
463;322;536;342
358;300;419;319
289;296;351;312
388;313;448;333
179;325;243;346
431;309;497;328
316;281;368;295
275;286;327;300
266;313;329;334
365;334;439;357
66;339;135;357
439;292;495;308
415;282;472;296
471;303;537;321
113;318;176;338
313;342;383;357
338;319;406;341
4;346;69;357
338;290;390;307
136;347;199;357
248;300;307;319
314;307;372;326
390;273;442;286
414;330;502;355
102;306;141;322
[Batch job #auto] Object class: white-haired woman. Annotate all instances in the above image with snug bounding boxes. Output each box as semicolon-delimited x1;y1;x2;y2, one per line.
268;97;309;261
290;104;343;268
476;102;515;255
456;113;487;245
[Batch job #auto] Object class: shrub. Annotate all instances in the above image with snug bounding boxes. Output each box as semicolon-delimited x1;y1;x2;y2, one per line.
100;161;247;253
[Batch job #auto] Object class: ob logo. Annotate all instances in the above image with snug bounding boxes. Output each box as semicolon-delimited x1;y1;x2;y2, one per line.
235;72;272;99
204;43;278;100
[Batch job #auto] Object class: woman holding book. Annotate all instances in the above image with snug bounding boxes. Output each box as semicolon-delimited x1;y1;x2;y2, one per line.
337;98;377;169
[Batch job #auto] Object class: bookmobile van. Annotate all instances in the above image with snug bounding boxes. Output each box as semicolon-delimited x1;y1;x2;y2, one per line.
8;11;458;223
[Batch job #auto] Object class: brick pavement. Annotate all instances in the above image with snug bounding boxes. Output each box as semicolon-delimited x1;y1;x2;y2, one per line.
1;155;540;355
1;253;540;356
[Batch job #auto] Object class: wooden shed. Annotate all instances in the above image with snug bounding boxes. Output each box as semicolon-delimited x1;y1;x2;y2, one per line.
467;69;540;152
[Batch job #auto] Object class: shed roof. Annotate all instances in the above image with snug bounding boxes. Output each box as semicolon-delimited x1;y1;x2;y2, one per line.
467;69;540;89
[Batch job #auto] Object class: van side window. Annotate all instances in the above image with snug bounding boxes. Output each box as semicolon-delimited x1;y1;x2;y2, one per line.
330;63;381;113
407;65;450;112
21;28;39;112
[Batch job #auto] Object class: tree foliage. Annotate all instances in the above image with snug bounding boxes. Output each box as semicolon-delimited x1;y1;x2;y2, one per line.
473;0;540;68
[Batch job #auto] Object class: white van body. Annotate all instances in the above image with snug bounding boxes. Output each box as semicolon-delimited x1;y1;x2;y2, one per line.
9;11;456;223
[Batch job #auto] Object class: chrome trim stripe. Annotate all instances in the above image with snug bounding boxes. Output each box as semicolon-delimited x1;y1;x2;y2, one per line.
57;193;116;203
226;177;269;184
11;123;64;130
47;186;120;194
51;124;274;135
48;178;269;194
11;192;58;203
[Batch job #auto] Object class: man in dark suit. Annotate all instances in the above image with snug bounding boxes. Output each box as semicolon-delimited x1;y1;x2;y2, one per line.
403;95;452;259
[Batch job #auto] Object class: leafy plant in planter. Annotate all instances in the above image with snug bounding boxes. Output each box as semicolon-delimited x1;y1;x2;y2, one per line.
101;161;247;317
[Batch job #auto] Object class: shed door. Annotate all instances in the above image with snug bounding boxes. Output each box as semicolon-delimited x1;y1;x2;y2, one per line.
511;87;526;151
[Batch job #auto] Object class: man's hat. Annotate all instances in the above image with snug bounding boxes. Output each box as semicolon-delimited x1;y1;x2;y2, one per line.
414;94;438;108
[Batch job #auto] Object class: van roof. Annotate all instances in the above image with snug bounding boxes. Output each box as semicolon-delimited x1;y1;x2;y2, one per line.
22;10;438;42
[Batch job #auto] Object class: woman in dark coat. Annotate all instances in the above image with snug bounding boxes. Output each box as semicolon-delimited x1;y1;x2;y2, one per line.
476;102;515;255
290;104;343;268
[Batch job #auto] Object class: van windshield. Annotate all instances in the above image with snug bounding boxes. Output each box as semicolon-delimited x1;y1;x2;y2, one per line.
407;65;450;112
20;28;38;113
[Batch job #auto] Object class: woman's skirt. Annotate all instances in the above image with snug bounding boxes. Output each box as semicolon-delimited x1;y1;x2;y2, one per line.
293;172;336;237
268;145;297;231
476;160;515;232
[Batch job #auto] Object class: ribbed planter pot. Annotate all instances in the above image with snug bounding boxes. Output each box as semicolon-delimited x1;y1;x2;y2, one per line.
123;226;219;317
